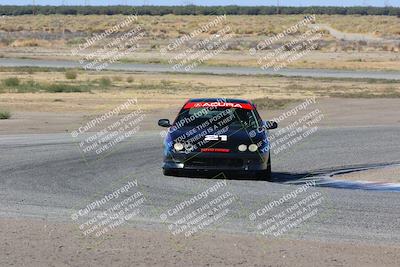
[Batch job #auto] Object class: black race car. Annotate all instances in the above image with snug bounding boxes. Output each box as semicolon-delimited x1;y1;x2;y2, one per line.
158;98;278;180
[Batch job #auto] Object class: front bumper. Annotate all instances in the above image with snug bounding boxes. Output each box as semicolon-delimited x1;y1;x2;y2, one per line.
163;151;269;171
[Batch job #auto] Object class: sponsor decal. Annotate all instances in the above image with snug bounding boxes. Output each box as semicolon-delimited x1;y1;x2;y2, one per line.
201;148;230;153
184;102;253;110
204;135;228;141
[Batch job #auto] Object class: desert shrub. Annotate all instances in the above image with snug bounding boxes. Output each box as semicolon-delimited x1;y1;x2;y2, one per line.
98;77;112;87
2;77;20;86
65;69;78;80
0;110;11;119
45;84;89;93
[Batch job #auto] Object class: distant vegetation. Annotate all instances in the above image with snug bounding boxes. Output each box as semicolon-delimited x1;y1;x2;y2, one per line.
65;69;78;80
2;77;20;87
0;5;399;16
1;78;91;93
98;77;112;87
0;110;11;119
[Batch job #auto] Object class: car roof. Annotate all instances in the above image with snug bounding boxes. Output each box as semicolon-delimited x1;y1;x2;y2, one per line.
188;98;251;104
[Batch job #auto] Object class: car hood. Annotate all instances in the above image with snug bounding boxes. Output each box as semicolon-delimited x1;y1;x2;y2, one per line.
168;126;267;151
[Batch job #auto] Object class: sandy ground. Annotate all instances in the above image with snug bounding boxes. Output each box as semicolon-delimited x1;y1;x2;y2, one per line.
1;217;399;267
336;166;400;184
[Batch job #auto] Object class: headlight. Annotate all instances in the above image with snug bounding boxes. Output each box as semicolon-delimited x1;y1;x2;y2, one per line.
174;142;184;151
238;144;247;152
248;144;258;152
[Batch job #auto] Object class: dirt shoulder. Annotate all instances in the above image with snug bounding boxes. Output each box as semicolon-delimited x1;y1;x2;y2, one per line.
1;217;399;267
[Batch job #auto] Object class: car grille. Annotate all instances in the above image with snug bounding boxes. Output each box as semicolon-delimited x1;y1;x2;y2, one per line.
185;157;244;168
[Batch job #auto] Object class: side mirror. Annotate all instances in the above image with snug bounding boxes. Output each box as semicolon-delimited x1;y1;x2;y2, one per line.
264;121;278;130
158;119;171;127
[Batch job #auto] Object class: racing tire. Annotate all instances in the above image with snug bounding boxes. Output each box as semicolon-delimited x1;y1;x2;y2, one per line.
263;154;272;181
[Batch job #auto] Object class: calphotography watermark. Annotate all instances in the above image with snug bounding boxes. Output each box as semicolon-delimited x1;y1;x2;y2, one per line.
249;97;323;155
71;179;145;238
160;15;233;72
71;98;146;162
159;179;236;237
249;15;323;71
169;110;234;156
159;98;266;161
71;15;145;71
270;108;323;155
249;181;323;237
161;15;227;54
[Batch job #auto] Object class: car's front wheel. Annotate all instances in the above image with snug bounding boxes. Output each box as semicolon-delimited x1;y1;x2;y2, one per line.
259;154;272;181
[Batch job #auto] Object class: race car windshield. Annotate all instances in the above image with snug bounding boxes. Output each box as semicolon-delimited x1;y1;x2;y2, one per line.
174;107;260;129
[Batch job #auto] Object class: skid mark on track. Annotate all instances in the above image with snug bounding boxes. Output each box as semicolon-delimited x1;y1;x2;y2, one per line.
281;163;400;192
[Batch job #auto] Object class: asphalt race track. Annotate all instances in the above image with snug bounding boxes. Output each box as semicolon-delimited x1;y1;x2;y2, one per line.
1;58;400;80
1;125;400;245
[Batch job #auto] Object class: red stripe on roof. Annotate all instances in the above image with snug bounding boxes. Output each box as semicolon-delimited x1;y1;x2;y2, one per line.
184;102;253;110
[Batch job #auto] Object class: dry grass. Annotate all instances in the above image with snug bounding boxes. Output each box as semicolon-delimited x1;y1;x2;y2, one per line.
1;15;399;37
0;15;398;71
321;15;400;36
10;39;52;48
